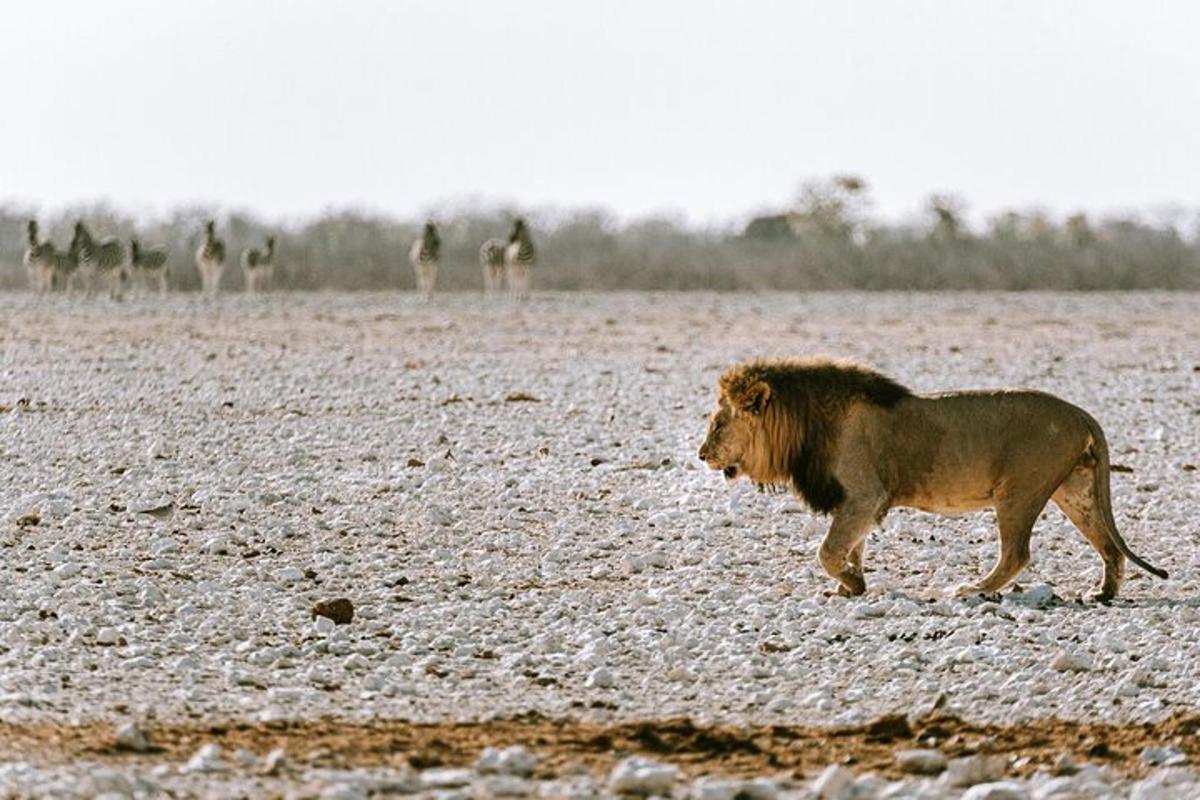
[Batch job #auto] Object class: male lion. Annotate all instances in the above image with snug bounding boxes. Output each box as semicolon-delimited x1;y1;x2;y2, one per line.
698;358;1168;601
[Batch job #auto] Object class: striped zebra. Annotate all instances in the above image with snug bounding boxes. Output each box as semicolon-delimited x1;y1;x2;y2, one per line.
195;220;226;298
53;239;80;293
479;238;506;294
23;221;56;294
241;236;276;294
409;221;440;298
130;238;169;295
504;217;535;299
72;221;127;298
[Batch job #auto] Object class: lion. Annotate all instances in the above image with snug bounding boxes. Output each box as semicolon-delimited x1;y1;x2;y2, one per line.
698;358;1168;601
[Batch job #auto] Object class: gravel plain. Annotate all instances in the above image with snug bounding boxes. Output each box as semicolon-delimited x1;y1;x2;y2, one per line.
1;290;1198;798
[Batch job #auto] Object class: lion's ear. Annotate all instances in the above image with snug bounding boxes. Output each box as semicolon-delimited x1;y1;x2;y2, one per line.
735;381;771;415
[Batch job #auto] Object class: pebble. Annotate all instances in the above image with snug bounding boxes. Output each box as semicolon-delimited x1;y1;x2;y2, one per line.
960;782;1030;800
312;598;355;625
185;743;227;773
1141;746;1188;767
609;756;680;796
945;755;1008;788
114;722;150;752
586;666;615;688
1050;651;1094;673
420;768;477;788
475;745;538;777
810;764;855;799
896;748;947;775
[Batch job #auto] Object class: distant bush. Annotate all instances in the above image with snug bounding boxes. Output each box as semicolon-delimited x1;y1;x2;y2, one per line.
3;180;1198;291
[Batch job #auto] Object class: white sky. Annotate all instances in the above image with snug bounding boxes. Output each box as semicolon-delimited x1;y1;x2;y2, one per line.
3;0;1199;227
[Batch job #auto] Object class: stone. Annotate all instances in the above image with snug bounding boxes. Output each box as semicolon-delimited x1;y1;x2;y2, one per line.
586;666;614;688
261;747;287;776
811;764;855;799
1006;584;1058;608
420;767;476;788
896;748;947;775
1050;651;1093;672
319;783;367;800
1050;752;1078;776
945;755;1007;787
960;781;1030;800
84;767;134;796
184;743;226;773
609;756;680;795
1140;746;1188;767
312;598;355;625
475;745;538;777
114;721;150;752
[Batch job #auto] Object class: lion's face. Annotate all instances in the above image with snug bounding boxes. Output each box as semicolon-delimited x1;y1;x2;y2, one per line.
698;381;771;480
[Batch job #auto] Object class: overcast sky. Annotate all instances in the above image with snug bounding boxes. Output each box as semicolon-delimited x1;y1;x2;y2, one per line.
4;0;1198;226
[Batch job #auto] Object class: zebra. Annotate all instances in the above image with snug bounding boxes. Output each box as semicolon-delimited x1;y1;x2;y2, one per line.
71;221;127;298
195;220;226;298
241;236;276;294
130;238;169;295
409;221;440;298
479;238;506;294
23;220;56;294
53;238;80;293
504;217;535;299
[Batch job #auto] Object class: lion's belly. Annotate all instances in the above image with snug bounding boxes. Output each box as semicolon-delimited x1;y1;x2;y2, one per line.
902;493;993;515
889;456;997;515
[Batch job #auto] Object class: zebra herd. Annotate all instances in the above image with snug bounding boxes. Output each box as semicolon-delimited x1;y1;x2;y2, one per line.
21;216;536;298
411;217;537;299
21;219;274;298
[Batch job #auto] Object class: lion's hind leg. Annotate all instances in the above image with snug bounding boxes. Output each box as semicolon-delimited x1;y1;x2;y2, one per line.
957;496;1041;597
1052;466;1124;601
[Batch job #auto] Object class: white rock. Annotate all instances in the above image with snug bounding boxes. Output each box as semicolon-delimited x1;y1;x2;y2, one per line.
319;783;367;800
1140;746;1188;767
1050;752;1078;776
960;781;1030;800
83;767;134;796
945;755;1007;787
278;566;305;582
184;743;226;773
586;666;614;688
96;627;121;645
1050;650;1093;672
609;756;680;795
476;745;538;777
810;764;855;799
692;777;744;800
1006;584;1057;608
114;721;150;752
261;747;287;775
51;563;81;582
895;748;947;775
421;767;476;788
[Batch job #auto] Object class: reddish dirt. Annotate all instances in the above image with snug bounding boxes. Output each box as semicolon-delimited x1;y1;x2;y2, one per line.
1;713;1197;780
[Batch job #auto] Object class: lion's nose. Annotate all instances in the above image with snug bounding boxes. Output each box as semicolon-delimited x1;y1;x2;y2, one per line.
698;444;710;461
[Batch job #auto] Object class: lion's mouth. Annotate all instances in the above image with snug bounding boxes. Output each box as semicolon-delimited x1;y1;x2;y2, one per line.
722;465;740;480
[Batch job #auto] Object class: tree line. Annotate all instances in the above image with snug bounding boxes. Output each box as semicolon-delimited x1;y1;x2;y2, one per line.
3;177;1198;291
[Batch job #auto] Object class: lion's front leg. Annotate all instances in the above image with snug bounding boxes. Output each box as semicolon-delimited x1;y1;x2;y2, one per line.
817;502;881;597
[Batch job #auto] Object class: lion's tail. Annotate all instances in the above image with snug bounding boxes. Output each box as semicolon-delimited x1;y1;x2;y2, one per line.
1083;415;1169;580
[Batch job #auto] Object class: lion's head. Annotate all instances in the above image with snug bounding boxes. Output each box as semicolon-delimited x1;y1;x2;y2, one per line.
698;366;789;485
